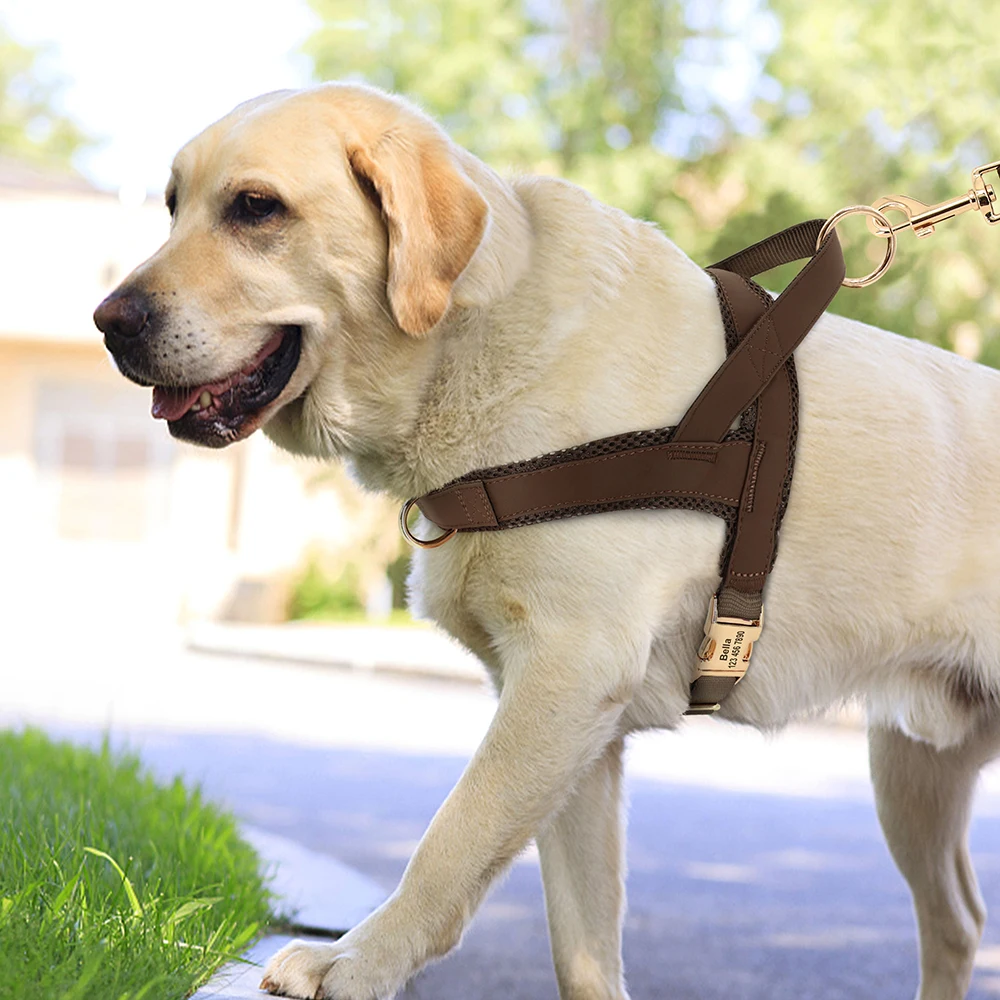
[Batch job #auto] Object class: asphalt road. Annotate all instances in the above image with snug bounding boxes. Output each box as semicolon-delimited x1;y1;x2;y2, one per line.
7;625;1000;999
114;728;1000;1000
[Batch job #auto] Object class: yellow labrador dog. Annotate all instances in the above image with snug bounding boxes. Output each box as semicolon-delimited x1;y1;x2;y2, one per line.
94;84;1000;1000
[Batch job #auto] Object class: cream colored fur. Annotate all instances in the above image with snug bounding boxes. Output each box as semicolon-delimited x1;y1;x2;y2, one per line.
109;83;1000;1000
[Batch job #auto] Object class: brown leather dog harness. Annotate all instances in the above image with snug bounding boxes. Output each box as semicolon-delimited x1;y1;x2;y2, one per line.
402;220;846;713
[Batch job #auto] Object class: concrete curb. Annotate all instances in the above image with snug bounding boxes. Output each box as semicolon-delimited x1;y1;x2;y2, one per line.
187;621;485;685
190;827;387;1000
240;825;386;934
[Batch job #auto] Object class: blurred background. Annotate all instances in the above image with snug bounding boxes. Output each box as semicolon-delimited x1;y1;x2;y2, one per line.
6;2;1000;997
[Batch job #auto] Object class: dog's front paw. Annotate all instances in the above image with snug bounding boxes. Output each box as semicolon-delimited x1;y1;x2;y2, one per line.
260;939;340;998
259;929;412;1000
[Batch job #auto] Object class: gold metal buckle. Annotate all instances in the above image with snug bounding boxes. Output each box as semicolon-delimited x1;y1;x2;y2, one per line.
695;597;763;681
399;498;457;549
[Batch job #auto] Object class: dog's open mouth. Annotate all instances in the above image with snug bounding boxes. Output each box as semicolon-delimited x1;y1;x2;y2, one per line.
151;326;301;447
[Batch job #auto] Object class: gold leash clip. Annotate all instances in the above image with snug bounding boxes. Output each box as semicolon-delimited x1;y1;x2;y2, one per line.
868;159;1000;239
821;160;1000;288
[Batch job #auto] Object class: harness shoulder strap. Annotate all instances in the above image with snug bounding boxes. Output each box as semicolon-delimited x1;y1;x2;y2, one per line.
675;221;845;443
686;223;843;711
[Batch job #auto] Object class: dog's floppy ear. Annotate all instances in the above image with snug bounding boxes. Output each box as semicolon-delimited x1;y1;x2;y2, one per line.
347;131;488;336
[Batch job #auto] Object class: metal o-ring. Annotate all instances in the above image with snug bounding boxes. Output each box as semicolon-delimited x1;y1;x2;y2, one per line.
399;498;457;549
817;205;897;288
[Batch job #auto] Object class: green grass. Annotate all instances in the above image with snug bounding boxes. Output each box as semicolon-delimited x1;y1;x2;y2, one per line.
0;729;275;1000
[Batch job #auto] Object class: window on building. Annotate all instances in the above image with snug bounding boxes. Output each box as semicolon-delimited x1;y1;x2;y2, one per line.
34;380;174;542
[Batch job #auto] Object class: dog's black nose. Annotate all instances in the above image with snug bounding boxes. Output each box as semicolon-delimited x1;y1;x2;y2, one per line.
94;291;150;349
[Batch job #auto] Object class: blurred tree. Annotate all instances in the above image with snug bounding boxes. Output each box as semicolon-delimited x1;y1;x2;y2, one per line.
706;0;1000;361
0;22;88;165
304;0;1000;365
305;0;699;217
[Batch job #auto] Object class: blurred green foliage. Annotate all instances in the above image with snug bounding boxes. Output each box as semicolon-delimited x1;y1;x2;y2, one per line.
288;554;413;621
0;22;88;165
306;0;1000;364
288;559;366;620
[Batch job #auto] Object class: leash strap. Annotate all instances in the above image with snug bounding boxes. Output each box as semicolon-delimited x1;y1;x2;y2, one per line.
410;220;845;713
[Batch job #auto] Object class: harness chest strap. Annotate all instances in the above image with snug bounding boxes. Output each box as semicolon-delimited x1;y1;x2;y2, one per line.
407;220;846;714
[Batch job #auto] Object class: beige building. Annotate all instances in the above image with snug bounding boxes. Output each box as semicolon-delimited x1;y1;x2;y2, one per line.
0;159;377;632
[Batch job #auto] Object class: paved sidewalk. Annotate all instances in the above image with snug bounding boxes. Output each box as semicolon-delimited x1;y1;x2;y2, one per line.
187;621;484;683
239;825;385;933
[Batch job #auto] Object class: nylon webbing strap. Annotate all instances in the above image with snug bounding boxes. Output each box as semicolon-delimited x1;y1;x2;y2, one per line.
411;220;846;713
710;219;829;280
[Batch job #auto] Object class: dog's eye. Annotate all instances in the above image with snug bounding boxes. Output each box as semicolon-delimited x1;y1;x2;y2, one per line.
230;192;283;224
166;190;177;217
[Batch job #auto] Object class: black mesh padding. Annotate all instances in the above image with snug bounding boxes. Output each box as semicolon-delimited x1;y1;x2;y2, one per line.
776;347;799;570
449;425;683;486
472;495;737;532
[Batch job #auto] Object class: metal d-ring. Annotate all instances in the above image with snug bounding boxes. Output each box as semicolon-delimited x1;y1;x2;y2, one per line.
817;205;897;288
399;497;457;549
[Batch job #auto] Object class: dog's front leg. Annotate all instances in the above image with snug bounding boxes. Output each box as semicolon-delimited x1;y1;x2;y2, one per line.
261;637;642;1000
537;736;629;1000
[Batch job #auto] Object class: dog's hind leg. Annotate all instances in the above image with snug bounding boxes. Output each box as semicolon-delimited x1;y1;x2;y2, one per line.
869;720;1000;1000
537;736;629;1000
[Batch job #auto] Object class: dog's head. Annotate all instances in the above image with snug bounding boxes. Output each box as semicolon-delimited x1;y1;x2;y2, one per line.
94;84;503;450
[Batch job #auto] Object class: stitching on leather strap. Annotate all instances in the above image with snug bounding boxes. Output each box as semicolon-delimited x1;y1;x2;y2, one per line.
744;442;766;514
456;488;472;525
475;485;494;524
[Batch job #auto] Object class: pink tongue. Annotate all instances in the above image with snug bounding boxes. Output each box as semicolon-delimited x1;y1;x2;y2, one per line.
149;329;287;421
151;385;204;421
